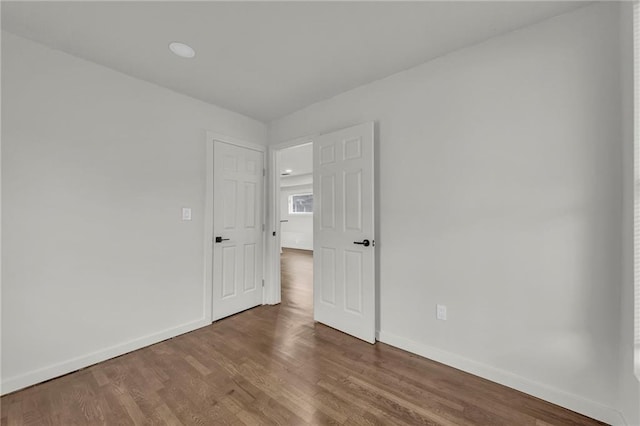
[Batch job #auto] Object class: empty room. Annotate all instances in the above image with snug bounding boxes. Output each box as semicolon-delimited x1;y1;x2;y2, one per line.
1;1;638;425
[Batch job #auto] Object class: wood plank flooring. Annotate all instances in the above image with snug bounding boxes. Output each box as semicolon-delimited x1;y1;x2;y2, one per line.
1;248;604;425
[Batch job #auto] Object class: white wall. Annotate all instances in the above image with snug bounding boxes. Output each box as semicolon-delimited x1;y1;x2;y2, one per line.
619;3;640;425
280;183;313;250
1;32;267;393
269;4;633;424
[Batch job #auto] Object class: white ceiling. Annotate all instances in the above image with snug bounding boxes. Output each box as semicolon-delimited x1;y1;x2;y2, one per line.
280;143;313;176
1;1;588;122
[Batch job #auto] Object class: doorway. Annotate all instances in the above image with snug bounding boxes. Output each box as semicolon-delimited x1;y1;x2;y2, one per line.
268;122;377;344
276;143;314;313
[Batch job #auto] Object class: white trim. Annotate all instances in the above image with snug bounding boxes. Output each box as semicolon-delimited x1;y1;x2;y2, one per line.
206;131;266;153
281;183;314;191
204;131;267;311
266;136;315;306
265;146;281;305
203;137;214;322
633;0;640;381
281;172;313;179
270;134;318;151
377;330;628;426
1;318;210;395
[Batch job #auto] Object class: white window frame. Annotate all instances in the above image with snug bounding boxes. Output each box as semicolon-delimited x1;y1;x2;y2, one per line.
288;192;313;215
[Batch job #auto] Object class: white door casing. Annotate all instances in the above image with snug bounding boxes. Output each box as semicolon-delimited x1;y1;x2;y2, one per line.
313;122;376;343
212;140;264;321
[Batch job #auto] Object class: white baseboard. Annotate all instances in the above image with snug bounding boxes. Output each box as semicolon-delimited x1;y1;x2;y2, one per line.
376;330;627;426
1;318;210;395
1;322;627;425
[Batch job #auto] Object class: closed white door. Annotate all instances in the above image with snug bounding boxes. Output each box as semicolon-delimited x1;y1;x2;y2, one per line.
313;122;376;343
212;141;264;321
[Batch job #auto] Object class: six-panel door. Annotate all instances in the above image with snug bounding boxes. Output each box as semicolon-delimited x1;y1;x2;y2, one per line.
212;141;264;321
313;122;375;343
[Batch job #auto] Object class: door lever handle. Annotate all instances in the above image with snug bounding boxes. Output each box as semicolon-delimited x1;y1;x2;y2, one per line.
353;239;371;247
215;236;230;243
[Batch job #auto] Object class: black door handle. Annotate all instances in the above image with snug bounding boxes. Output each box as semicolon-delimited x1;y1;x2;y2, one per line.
215;236;230;243
353;239;370;247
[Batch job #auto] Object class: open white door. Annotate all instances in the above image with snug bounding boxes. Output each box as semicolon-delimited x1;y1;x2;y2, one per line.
314;122;376;343
212;141;264;321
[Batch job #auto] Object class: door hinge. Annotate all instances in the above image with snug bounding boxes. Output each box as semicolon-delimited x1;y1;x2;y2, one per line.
262;224;265;232
263;168;266;177
262;279;265;287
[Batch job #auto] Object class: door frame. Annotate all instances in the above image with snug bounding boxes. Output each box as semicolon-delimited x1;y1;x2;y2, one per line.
204;130;267;322
267;123;380;341
265;135;317;305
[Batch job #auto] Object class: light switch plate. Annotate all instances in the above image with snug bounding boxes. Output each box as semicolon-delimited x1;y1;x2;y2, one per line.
436;304;447;320
182;207;192;221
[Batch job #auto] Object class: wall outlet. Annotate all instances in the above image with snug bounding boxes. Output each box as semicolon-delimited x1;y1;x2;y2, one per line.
182;207;192;221
436;304;447;320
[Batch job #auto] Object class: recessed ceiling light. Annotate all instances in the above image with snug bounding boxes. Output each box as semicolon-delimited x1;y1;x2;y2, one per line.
169;42;195;59
284;169;293;174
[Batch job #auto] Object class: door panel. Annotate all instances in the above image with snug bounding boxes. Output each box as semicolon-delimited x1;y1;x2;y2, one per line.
244;183;256;228
344;249;363;314
213;141;264;321
314;122;375;343
243;244;256;291
344;170;362;231
222;246;236;298
320;247;336;305
223;180;237;229
320;175;336;230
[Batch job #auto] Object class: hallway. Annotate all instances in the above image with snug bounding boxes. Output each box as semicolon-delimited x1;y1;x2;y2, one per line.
280;248;314;316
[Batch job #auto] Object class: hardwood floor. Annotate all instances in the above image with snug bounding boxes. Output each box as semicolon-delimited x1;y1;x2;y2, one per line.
1;248;604;425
